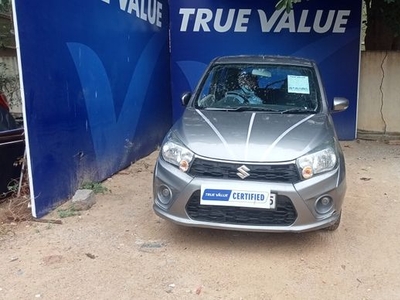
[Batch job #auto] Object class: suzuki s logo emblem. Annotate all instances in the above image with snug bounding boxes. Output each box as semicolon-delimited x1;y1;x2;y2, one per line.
237;165;250;179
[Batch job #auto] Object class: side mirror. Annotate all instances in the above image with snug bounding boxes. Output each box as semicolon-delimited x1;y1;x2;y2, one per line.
181;92;192;106
332;97;349;113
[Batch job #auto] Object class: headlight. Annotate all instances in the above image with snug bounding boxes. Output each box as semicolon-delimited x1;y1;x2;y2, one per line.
161;140;194;172
297;147;337;179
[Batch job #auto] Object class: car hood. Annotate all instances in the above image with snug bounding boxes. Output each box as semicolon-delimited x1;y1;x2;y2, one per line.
171;108;336;162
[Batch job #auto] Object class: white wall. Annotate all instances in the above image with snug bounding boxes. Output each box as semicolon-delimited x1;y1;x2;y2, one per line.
358;51;400;137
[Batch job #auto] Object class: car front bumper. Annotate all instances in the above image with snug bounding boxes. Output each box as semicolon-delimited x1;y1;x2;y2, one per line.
153;157;346;233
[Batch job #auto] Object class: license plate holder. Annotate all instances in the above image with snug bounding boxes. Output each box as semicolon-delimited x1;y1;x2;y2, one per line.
200;185;276;209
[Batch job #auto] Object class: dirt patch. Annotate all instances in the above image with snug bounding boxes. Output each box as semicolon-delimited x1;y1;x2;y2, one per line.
0;140;400;299
0;195;31;224
0;167;31;224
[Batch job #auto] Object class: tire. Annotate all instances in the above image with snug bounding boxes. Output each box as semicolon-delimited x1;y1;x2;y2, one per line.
324;212;341;231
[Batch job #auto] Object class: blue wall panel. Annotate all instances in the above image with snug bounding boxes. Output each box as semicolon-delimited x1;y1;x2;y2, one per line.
169;0;362;140
13;0;361;218
14;0;171;217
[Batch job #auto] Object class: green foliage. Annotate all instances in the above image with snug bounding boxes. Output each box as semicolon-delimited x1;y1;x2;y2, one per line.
275;0;293;12
57;207;80;218
0;63;20;109
0;0;14;47
0;1;20;110
81;182;109;194
275;0;307;12
0;0;11;13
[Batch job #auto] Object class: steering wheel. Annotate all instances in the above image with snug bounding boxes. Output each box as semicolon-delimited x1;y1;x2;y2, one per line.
225;91;249;104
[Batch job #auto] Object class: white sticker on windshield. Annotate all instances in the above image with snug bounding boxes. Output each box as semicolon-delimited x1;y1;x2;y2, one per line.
287;75;310;94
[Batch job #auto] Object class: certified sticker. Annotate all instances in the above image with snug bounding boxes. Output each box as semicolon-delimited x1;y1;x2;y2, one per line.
287;75;310;94
200;186;276;209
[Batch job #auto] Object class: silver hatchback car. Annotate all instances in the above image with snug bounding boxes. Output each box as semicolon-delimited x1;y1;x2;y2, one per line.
153;55;348;232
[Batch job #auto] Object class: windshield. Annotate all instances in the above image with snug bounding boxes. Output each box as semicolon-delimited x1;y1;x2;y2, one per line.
194;63;321;113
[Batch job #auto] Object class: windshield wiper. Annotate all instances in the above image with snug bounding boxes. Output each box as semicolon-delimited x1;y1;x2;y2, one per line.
201;107;237;111
201;106;284;113
280;108;316;114
232;106;281;112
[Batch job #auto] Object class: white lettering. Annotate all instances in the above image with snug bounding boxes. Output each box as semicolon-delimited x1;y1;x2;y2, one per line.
214;9;235;33
258;9;283;32
179;8;196;31
156;2;162;27
119;0;128;10
274;11;296;32
179;8;251;32
258;8;350;34
313;10;335;34
140;0;147;21
194;9;213;32
333;10;350;33
298;10;311;33
102;0;163;28
127;0;139;17
235;9;251;32
176;8;350;34
147;0;156;25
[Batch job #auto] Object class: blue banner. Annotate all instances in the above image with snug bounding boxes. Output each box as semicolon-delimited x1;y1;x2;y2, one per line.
13;0;361;217
14;0;171;217
169;0;362;140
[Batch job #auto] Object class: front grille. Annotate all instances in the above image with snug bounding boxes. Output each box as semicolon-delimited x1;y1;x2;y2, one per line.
186;191;297;226
189;158;300;183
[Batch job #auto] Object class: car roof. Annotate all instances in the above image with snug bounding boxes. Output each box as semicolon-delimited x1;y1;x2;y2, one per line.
212;55;315;67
